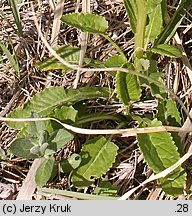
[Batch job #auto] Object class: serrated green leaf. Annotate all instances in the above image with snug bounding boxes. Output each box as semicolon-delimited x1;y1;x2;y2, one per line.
8;138;40;159
45;129;74;155
24;87;109;116
36;46;80;72
104;55;127;68
156;98;181;126
72;136;118;188
149;72;166;97
145;4;163;47
7;87;109;129
171;132;183;157
151;44;182;58
123;0;137;33
35;156;56;187
159;168;186;197
61;13;108;34
166;99;181;125
68;153;81;169
155;99;166;123
104;55;127;76
137;119;186;196
137;58;150;71
52;106;77;122
116;71;141;104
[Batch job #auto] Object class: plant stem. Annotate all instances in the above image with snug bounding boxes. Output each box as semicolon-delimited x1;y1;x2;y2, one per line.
134;0;147;71
39;187;118;200
134;0;147;58
102;34;127;59
76;113;125;125
107;122;127;143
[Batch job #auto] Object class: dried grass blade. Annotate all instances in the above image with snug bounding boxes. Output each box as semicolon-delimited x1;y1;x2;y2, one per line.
16;158;43;200
73;0;91;88
50;0;65;48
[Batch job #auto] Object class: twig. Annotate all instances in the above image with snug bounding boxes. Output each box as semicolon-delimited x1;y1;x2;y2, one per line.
1;116;192;135
0;78;26;117
16;158;43;200
0;90;21;117
50;0;65;48
45;0;65;87
174;32;192;85
73;0;91;88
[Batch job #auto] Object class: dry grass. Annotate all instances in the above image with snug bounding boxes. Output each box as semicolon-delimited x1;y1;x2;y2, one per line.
0;0;192;200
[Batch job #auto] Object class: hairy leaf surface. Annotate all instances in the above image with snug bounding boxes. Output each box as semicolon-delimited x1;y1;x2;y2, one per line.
35;156;56;187
8;138;40;159
46;129;74;155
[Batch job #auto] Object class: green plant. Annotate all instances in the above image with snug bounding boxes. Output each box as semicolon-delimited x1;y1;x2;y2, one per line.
8;0;23;37
0;43;20;76
0;0;24;77
4;0;192;198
